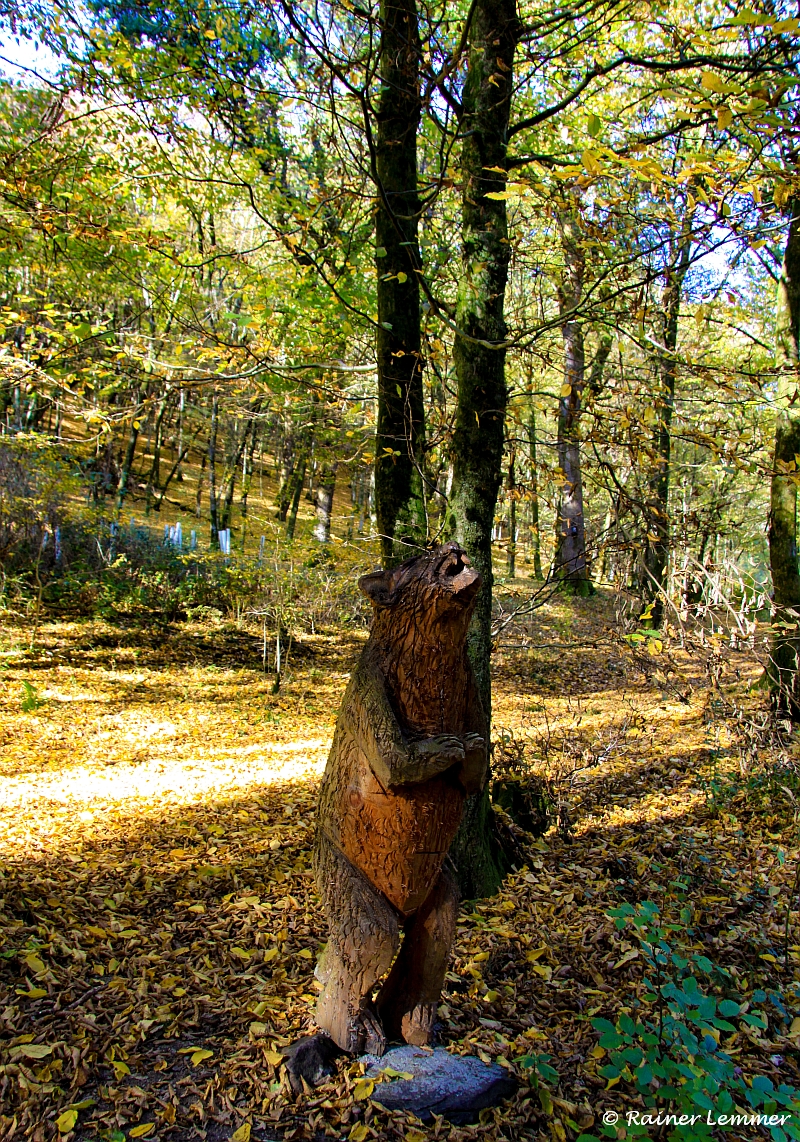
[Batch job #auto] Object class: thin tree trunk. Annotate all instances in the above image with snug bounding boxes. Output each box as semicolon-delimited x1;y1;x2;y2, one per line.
195;448;206;519
116;399;141;514
528;405;543;579
314;464;337;543
643;233;691;625
554;210;593;594
208;393;219;546
507;451;516;578
449;0;518;901
373;0;425;565
769;197;800;716
147;393;170;512
286;455;307;541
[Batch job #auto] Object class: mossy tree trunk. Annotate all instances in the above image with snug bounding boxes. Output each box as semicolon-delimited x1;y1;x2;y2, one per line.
769;198;800;717
448;0;518;900
373;0;425;566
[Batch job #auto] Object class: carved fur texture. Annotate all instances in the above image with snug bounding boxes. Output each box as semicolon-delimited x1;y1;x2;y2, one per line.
313;543;488;1056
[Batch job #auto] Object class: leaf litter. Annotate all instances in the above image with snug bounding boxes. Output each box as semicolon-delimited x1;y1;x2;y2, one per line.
2;599;800;1141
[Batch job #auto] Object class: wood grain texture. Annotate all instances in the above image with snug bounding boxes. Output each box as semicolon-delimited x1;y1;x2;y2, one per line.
314;543;488;1053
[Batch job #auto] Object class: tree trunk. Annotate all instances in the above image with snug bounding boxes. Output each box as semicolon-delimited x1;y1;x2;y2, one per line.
286;454;307;541
448;0;518;901
239;420;259;550
769;198;800;717
208;392;219;546
643;234;691;626
147;393;170;512
553;210;593;595
314;464;337;543
507;451;516;578
195;448;206;519
116;400;141;514
373;0;426;566
527;405;543;579
277;428;296;522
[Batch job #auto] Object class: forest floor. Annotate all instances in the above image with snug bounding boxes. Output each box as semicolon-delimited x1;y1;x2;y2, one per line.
2;591;800;1142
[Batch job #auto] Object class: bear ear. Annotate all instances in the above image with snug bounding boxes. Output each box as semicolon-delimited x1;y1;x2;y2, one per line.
358;569;396;607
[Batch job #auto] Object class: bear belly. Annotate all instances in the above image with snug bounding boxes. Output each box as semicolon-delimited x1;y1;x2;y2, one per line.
340;776;463;915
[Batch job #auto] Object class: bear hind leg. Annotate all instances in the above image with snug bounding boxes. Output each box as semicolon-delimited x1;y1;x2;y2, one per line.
314;833;400;1055
376;862;458;1047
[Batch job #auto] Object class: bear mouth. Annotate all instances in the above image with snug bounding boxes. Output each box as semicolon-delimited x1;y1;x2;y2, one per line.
438;548;481;602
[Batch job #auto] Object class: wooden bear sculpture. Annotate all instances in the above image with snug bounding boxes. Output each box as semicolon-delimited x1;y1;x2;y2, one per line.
312;542;488;1058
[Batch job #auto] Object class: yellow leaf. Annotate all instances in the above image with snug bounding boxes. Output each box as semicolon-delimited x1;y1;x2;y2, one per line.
474;951;490;962
647;640;663;656
717;106;733;129
249;1022;267;1037
231;1125;251;1142
581;149;603;176
190;1049;213;1066
526;947;547;962
560;383;572;398
262;947;279;962
188;904;205;913
484;990;500;1003
130;1125;155;1138
56;1109;78;1133
533;965;552;980
349;1125;369;1142
112;1060;130;1078
264;1050;284;1066
18;987;47;998
614;948;640;968
701;71;725;93
396;272;408;284
85;926;106;938
353;1077;375;1100
606;1074;620;1090
25;954;46;974
774;17;799;31
231;947;251;960
591;1044;606;1058
297;948;313;959
405;1133;426;1142
18;1043;52;1059
790;1017;800;1037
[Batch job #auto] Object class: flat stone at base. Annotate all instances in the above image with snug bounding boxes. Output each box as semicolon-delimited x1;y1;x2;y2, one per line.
361;1044;518;1125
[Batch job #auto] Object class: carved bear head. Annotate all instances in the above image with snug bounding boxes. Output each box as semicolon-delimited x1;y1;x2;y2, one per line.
358;543;481;635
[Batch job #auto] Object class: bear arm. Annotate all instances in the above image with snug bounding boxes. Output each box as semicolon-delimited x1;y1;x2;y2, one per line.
348;663;462;788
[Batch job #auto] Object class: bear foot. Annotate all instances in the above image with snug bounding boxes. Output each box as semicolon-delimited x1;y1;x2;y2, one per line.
282;1033;342;1094
357;1001;387;1056
401;1002;436;1047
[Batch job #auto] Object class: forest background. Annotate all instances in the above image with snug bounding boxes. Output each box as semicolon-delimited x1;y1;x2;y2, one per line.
4;0;800;1140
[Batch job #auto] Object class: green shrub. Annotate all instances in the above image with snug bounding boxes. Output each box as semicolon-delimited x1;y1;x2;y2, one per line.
579;901;800;1142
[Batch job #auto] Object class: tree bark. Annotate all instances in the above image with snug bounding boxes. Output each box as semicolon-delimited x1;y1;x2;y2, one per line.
643;234;691;626
507;451;516;578
208;392;219;546
448;0;518;900
769;198;800;717
116;398;141;514
373;0;426;566
553;209;594;595
314;463;337;543
527;404;543;579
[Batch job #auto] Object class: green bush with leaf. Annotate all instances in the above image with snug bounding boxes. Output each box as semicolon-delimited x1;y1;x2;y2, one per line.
579;902;800;1142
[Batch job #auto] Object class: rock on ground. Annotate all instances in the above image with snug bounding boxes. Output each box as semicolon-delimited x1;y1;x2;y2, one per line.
362;1044;518;1124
